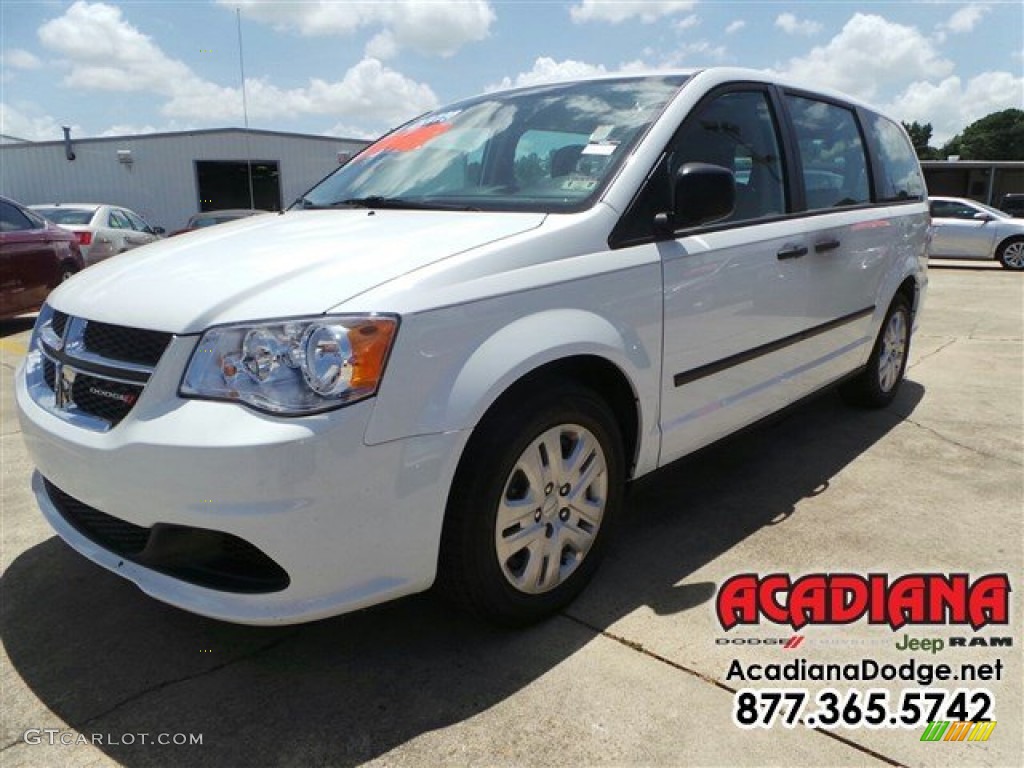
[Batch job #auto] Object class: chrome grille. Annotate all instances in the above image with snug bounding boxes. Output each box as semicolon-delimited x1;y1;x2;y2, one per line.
51;310;69;337
26;305;173;432
70;373;142;424
83;321;172;367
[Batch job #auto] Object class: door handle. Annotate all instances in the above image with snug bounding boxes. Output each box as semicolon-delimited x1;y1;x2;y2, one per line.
777;244;808;260
815;239;841;253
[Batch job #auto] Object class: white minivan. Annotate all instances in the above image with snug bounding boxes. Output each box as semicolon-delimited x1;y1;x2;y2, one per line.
16;68;929;626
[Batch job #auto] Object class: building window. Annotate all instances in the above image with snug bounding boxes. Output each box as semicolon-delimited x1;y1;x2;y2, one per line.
195;160;282;212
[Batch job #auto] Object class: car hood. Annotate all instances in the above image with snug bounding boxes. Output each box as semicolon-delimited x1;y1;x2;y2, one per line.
47;209;546;334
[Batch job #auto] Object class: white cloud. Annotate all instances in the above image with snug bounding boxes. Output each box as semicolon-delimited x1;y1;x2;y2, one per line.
888;71;1024;145
39;1;194;92
674;14;700;31
158;60;437;126
97;123;161;137
934;3;991;43
570;1;697;25
487;56;656;92
3;49;43;70
229;0;495;57
944;3;990;34
665;40;728;64
772;14;954;101
325;123;382;141
0;103;69;142
365;31;398;60
488;57;610;90
36;2;437;135
774;13;823;37
725;20;746;35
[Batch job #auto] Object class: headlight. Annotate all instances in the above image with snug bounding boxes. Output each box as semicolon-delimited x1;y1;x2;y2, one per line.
180;315;398;415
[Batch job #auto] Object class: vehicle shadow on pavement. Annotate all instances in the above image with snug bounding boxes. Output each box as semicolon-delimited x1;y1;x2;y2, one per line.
1;383;924;766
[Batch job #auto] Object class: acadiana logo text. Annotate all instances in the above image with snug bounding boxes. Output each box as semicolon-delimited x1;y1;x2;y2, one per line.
716;573;1010;631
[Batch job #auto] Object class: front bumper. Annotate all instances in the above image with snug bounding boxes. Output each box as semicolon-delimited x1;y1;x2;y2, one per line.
16;348;465;625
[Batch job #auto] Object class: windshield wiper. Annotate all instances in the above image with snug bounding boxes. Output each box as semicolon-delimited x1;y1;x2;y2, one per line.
328;196;479;212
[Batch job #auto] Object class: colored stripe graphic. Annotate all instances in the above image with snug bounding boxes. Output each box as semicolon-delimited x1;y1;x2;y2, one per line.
944;722;969;741
921;722;996;742
921;722;949;741
970;722;996;742
783;636;804;649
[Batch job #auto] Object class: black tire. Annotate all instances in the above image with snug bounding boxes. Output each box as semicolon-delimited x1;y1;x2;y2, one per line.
438;381;625;626
58;261;79;283
839;294;912;408
996;238;1024;270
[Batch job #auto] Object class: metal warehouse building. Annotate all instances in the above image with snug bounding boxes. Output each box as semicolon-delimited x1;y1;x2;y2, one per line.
0;128;369;232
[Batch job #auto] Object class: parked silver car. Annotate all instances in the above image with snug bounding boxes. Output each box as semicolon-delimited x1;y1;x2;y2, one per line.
928;196;1024;270
30;203;164;266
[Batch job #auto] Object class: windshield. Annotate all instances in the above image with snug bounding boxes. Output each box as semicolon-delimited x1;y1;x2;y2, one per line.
34;207;96;225
300;75;688;213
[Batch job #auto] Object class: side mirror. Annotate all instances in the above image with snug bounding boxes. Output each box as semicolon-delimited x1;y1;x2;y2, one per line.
655;162;735;233
152;226;166;235
972;212;993;222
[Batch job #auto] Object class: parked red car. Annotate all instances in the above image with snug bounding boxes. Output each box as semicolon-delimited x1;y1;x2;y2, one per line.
0;196;84;319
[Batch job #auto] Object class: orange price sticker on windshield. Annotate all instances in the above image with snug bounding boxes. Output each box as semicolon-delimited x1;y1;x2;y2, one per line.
364;122;452;157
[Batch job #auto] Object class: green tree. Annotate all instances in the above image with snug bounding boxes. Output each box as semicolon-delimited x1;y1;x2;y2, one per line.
940;109;1024;160
902;121;939;160
514;152;546;186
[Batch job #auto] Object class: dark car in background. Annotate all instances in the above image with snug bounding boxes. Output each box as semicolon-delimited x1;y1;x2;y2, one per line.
0;196;84;319
999;193;1024;218
171;209;270;236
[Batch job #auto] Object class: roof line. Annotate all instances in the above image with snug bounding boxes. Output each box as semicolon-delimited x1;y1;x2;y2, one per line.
0;127;370;148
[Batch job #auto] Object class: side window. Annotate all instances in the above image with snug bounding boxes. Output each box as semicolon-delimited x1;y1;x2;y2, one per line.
669;90;786;223
514;129;593;190
786;95;870;210
612;88;787;245
124;210;150;232
0;201;36;232
866;115;925;202
108;210;130;229
930;200;978;220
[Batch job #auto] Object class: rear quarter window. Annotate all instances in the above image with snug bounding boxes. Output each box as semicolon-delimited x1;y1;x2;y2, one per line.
866;114;925;202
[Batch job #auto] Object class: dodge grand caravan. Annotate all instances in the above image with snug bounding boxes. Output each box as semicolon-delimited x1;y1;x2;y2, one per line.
16;69;929;625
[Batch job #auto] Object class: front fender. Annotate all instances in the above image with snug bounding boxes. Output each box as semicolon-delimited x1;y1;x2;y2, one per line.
364;307;660;460
443;308;647;430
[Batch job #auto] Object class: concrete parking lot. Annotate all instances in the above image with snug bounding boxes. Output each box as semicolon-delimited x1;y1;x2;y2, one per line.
1;263;1021;768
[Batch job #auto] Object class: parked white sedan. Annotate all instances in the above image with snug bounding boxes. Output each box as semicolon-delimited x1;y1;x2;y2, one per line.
30;204;164;266
928;196;1024;270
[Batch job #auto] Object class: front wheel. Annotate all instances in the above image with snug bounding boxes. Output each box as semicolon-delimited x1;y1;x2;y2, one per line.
997;238;1024;270
840;294;912;408
438;382;625;625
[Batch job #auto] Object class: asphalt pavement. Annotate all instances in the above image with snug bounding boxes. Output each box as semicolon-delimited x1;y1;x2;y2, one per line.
1;262;1021;768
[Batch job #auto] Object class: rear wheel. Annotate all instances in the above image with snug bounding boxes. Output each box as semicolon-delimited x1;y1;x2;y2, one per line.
840;294;911;408
58;261;79;283
997;238;1024;270
438;381;624;625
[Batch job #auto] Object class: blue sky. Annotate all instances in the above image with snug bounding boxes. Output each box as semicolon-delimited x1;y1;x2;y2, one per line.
1;1;1021;146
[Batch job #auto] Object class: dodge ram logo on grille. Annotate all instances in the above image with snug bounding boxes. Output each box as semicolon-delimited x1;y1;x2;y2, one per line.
87;385;137;406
